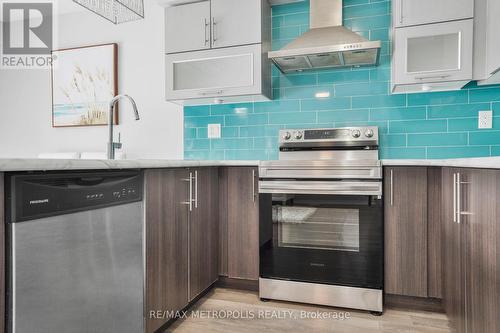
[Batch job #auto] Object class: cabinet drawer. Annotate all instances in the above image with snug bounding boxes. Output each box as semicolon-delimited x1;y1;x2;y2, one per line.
166;44;263;101
393;19;473;86
393;0;473;28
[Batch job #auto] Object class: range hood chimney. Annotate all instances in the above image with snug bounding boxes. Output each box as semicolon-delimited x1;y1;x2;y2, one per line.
269;0;381;73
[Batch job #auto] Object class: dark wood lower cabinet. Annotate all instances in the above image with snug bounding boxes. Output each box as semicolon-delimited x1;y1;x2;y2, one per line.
427;167;443;298
145;169;189;333
442;168;499;333
465;169;499;333
384;167;428;297
442;168;466;333
189;168;219;300
226;167;259;280
145;168;220;332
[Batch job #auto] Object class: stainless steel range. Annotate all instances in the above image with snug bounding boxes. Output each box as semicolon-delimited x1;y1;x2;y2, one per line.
258;127;383;313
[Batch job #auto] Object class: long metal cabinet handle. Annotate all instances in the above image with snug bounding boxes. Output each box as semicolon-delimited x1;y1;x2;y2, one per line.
252;169;256;203
204;18;210;46
194;170;198;209
415;75;451;81
212;18;217;44
457;173;461;224
182;173;193;212
198;90;223;96
453;173;457;223
390;169;394;206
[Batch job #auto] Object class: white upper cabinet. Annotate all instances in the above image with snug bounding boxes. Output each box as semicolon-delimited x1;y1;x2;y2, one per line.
393;0;474;28
473;0;500;85
392;19;473;94
165;0;265;54
211;0;262;49
166;44;271;105
165;1;211;54
164;0;271;104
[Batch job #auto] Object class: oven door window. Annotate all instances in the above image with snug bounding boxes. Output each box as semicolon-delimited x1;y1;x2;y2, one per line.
273;196;360;252
260;193;383;289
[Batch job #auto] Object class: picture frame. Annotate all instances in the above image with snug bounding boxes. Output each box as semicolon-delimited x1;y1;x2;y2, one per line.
51;43;118;127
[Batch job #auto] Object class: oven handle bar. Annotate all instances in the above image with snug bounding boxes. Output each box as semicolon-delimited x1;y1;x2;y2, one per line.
259;180;382;196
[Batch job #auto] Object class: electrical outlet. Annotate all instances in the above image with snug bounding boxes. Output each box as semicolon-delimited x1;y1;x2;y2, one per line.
478;111;493;129
208;124;221;139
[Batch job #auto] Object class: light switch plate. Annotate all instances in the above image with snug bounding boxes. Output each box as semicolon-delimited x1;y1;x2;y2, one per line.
208;124;221;139
478;111;493;129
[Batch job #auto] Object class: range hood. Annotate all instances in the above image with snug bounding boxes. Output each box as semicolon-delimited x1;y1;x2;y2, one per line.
269;0;381;73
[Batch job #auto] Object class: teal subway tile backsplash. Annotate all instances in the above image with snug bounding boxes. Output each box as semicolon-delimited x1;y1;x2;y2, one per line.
407;133;468;147
469;131;500;145
184;0;500;160
492;146;500;156
427;104;490;119
427;147;491;159
369;107;426;121
407;91;468;106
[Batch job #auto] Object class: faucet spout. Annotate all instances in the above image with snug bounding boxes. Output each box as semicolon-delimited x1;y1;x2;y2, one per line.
108;95;140;160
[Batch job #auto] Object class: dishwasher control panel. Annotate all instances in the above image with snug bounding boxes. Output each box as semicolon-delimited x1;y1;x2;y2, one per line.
7;170;143;223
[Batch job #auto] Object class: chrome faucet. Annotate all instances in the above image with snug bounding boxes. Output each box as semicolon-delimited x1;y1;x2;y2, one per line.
108;95;140;159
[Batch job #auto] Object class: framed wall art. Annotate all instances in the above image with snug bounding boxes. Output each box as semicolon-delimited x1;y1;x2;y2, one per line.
51;43;118;127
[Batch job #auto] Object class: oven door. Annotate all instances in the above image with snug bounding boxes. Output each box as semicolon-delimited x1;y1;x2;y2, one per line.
259;180;383;290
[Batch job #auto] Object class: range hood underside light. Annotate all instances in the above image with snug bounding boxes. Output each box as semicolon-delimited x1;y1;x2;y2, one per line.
272;47;380;73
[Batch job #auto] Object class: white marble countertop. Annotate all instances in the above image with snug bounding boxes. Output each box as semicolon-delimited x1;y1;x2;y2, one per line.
382;157;500;169
0;157;499;172
0;159;259;172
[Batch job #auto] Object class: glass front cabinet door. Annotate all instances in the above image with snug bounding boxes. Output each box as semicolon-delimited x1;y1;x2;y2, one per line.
393;19;473;89
166;44;269;104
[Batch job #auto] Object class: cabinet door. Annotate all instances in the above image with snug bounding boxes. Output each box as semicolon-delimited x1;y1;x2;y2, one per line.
442;168;466;333
145;169;189;333
466;169;500;333
384;167;428;297
485;0;500;76
165;1;211;54
211;0;262;48
393;19;473;85
393;0;473;28
227;167;259;280
189;168;219;300
166;44;263;101
427;167;443;298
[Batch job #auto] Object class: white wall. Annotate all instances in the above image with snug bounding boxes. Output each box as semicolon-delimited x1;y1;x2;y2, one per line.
0;1;184;159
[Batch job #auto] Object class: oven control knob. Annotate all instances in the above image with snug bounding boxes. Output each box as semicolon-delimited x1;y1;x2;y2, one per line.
351;129;361;138
282;132;292;140
365;129;374;138
294;131;303;140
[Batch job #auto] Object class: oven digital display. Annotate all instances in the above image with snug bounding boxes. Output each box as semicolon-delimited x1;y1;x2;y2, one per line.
304;129;350;140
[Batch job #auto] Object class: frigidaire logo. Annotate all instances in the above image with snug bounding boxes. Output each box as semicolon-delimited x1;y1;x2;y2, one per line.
310;263;326;267
29;199;49;205
1;0;56;69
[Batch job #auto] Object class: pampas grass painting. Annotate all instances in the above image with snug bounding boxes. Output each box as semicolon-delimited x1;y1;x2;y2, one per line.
52;44;117;127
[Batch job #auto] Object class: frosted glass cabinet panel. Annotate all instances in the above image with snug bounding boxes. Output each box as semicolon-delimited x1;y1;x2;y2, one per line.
393;0;473;28
406;34;460;73
166;44;265;102
173;55;253;91
393;20;473;86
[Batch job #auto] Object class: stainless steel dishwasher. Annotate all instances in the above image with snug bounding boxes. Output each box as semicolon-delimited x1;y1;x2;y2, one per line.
5;170;144;333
